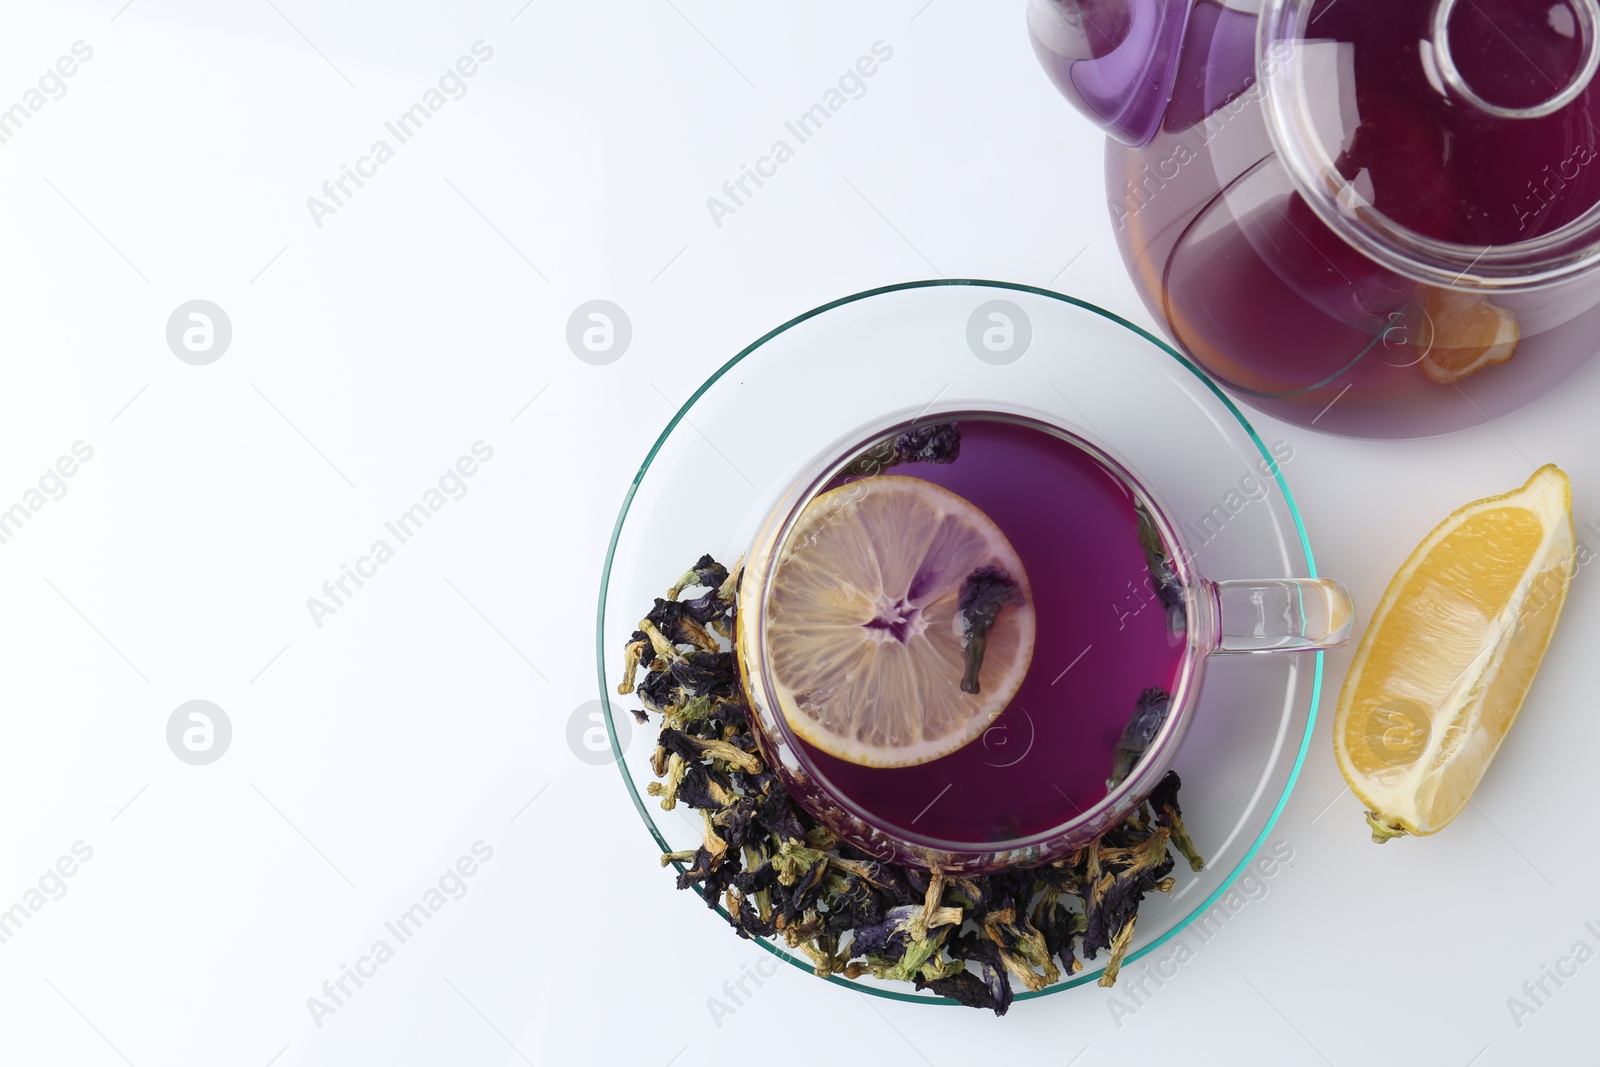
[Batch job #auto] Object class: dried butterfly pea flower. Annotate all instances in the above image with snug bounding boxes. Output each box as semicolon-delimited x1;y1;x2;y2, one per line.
668;650;737;697
770;841;830;888
982;867;1038;913
879;921;961;983
646;597;719;652
802;825;838;852
655;753;688;810
873;941;946;983
980;905;1059;992
798;930;839;973
775;867;830;933
636;668;679;712
924;930;1014;1015
1100;918;1138;987
637;619;682;664
851;904;962;982
893;423;962;466
753;788;809;844
837;422;963;479
1029;859;1082;898
941;876;984;912
716;796;759;852
915;967;1004;1012
849;903;950;959
725;888;778;940
1084;869;1146;960
1108;686;1172;789
716;560;742;602
906;866;947;942
1149;770;1204;872
680;587;731;627
732;863;779;895
616;632;655;695
1135;499;1185;628
826;851;922;906
1032;889;1086;979
700;809;729;866
668;554;730;600
956;566;1026;694
822;874;885;936
1079;829;1176;984
674;845;718;892
675;761;731;812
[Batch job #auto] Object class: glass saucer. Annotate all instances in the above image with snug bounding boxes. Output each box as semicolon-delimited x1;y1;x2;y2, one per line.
595;280;1325;1003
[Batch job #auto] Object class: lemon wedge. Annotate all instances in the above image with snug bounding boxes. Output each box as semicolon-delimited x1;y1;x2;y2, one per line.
1334;465;1574;841
758;475;1036;768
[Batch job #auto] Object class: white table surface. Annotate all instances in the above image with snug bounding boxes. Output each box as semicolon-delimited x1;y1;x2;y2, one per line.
3;2;1596;1064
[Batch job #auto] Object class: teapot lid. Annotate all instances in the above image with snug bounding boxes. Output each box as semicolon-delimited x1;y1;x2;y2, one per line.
1260;0;1600;289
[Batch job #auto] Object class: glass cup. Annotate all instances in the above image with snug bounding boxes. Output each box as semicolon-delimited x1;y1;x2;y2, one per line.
735;405;1352;872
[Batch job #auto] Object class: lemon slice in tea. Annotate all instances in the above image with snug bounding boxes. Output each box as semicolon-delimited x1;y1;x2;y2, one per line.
1418;286;1520;384
1334;465;1574;841
760;475;1036;768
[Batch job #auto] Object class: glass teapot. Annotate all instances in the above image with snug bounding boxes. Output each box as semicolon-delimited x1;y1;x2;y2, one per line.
1030;0;1600;437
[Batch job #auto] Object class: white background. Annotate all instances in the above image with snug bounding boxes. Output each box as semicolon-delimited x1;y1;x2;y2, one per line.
1;1;1597;1064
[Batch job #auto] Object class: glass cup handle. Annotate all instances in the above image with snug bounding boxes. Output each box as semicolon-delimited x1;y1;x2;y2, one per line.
1206;578;1354;654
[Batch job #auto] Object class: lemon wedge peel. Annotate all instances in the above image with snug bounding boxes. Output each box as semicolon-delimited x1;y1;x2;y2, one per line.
1334;464;1574;843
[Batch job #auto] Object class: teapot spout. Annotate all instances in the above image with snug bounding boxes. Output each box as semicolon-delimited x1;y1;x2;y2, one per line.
1027;0;1193;147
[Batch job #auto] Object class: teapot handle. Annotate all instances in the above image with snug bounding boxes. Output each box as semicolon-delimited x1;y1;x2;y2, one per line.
1026;0;1194;146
